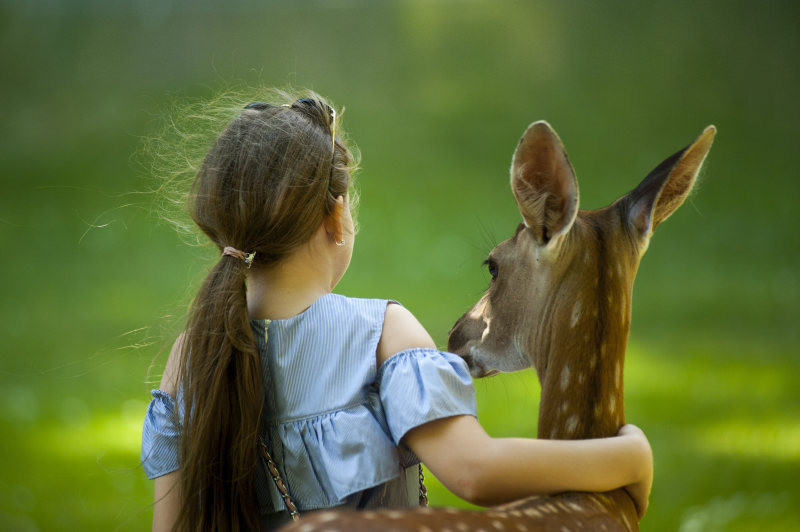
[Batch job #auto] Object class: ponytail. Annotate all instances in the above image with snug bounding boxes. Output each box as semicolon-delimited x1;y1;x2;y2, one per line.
174;256;263;531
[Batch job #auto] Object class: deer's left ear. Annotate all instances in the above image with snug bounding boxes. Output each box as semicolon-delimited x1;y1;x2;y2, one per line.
625;125;716;237
510;121;579;247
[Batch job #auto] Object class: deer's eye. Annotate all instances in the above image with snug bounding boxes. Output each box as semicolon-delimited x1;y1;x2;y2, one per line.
483;258;499;281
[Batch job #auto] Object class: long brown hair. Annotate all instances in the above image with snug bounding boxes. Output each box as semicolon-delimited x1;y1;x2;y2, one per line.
172;91;354;531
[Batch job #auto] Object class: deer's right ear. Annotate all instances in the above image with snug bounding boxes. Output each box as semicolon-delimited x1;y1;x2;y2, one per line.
510;121;579;247
625;125;716;237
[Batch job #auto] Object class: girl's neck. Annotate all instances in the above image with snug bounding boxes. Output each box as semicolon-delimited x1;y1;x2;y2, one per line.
246;273;329;321
246;227;345;321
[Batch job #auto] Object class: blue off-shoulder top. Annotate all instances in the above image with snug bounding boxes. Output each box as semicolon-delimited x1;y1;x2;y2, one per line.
141;293;477;516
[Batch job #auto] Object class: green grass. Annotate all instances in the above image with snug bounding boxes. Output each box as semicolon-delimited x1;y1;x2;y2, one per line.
1;1;798;530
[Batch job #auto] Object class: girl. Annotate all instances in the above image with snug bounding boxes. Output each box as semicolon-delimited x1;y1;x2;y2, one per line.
141;91;652;531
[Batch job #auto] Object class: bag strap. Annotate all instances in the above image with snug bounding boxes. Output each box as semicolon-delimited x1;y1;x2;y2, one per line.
418;463;428;507
259;437;299;522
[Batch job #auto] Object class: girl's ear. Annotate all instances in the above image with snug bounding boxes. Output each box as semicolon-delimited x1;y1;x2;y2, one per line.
323;195;345;244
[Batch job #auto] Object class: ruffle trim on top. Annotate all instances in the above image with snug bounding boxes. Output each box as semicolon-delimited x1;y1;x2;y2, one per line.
265;398;400;511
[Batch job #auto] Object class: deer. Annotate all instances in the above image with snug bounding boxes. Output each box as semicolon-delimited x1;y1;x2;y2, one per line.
279;120;716;532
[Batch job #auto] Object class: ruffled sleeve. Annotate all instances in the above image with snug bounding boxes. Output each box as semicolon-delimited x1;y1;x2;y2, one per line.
141;389;183;479
376;348;477;444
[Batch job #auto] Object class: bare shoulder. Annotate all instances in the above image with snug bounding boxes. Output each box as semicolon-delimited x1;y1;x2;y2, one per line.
376;303;437;367
159;332;186;397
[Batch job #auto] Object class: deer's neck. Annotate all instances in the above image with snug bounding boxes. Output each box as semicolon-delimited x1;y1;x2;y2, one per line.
535;232;634;440
537;336;628;440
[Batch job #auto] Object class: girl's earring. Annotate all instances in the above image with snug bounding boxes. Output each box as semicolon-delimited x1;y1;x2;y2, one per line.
336;239;346;247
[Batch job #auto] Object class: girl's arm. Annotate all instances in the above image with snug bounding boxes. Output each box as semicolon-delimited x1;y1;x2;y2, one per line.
153;471;181;532
377;303;653;518
404;415;652;516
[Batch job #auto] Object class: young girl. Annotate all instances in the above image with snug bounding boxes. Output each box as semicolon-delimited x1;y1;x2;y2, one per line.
141;91;653;531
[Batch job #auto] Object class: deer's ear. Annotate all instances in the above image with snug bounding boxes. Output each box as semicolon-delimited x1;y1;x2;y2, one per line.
510;121;579;246
626;125;716;236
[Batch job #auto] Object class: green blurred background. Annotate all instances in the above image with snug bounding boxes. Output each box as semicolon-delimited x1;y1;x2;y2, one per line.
1;0;798;530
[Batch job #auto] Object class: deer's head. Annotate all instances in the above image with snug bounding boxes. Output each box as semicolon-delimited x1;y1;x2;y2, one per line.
448;121;715;437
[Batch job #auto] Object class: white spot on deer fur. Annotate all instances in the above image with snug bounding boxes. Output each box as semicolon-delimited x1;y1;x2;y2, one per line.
566;415;579;434
570;300;582;328
594;402;603;419
386;511;403;519
615;361;622;388
589;354;598;370
455;523;469;531
524;508;542;518
517;524;529;532
481;316;493;342
316;513;338;522
578;372;586;384
298;524;316;532
560;401;570;414
568;502;582;512
491;520;504;529
561;527;572;532
468;296;488;319
560;365;571;391
419;527;433;532
608;394;617;416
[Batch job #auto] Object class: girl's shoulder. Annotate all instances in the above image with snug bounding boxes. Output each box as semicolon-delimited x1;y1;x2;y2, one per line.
377;303;437;367
159;332;187;398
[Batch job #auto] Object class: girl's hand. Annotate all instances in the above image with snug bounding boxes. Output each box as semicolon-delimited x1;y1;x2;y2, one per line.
617;424;653;520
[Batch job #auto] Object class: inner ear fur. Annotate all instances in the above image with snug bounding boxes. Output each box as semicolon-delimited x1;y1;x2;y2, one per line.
510;121;579;246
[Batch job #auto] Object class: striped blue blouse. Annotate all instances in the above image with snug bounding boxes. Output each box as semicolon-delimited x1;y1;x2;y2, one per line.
141;293;477;516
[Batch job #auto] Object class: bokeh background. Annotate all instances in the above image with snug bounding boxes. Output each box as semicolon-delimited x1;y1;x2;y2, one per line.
1;1;798;530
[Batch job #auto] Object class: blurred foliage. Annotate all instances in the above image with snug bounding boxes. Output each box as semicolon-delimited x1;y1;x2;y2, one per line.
0;0;798;530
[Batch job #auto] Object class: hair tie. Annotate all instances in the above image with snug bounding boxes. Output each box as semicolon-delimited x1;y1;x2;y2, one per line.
222;246;256;269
